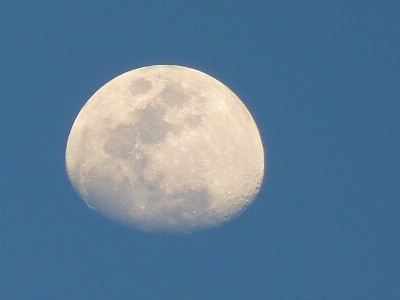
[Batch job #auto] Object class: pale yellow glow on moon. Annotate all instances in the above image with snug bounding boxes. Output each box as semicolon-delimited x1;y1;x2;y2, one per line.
65;65;264;232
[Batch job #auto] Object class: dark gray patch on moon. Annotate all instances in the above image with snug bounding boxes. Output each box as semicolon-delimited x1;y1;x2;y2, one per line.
134;103;171;144
103;96;177;160
131;155;148;176
158;83;191;107
103;124;137;159
126;82;205;148
130;78;152;95
184;113;202;128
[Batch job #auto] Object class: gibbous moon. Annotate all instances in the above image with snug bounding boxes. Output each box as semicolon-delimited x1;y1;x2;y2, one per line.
66;65;264;232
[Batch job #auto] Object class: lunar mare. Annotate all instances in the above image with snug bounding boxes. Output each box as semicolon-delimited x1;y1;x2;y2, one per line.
65;65;264;232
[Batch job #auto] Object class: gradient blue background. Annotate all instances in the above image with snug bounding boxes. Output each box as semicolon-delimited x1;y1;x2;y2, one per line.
1;2;399;299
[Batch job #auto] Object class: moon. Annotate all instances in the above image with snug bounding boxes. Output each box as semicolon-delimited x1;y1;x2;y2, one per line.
65;65;264;232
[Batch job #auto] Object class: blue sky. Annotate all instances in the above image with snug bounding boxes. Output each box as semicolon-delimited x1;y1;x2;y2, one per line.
1;2;399;299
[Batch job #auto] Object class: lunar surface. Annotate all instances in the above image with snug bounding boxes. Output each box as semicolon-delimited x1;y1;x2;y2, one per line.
65;65;264;232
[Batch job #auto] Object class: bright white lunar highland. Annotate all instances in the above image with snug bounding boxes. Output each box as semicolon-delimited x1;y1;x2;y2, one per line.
66;65;264;232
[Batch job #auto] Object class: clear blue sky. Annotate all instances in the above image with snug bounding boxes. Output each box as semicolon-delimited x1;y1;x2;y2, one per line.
1;2;399;299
